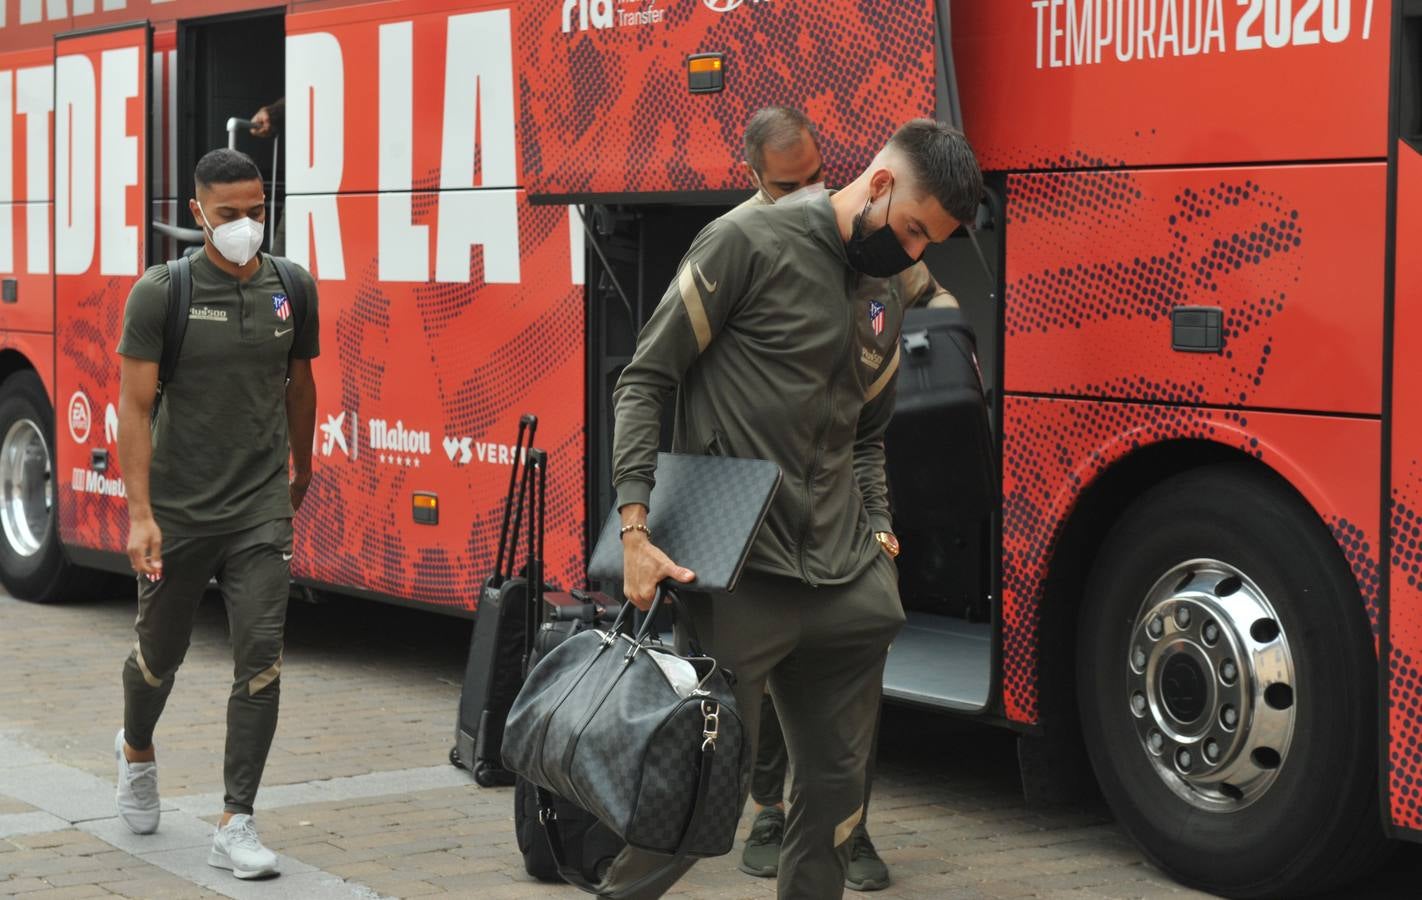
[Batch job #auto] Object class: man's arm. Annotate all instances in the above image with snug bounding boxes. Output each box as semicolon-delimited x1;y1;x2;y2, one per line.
286;359;317;512
117;357;162;578
611;216;760;607
899;260;958;309
854;348;901;551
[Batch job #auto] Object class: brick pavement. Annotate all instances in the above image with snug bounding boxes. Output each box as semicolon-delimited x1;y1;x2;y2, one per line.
0;587;1406;899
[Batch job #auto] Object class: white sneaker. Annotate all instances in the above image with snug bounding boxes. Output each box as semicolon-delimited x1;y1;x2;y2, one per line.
113;729;159;834
208;814;280;879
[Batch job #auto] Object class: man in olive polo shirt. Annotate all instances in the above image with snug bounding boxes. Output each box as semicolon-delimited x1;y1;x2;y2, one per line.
112;148;319;880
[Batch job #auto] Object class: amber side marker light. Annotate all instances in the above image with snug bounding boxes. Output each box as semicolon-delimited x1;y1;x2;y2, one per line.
688;53;725;94
413;492;439;525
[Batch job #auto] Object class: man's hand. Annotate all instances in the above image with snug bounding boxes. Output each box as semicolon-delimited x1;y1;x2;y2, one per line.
250;107;273;138
621;531;695;610
127;516;163;581
875;531;901;559
290;470;312;512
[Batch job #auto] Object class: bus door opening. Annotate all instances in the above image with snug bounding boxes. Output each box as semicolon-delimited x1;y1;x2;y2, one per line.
157;10;286;263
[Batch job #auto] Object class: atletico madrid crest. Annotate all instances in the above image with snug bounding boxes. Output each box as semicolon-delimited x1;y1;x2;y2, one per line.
868;300;885;336
273;294;291;321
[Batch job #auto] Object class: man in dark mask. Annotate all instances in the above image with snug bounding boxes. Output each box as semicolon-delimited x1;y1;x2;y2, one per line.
731;106;965;893
606;119;982;900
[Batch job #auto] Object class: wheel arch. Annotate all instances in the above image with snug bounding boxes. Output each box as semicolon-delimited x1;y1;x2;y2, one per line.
0;349;47;400
1032;437;1369;737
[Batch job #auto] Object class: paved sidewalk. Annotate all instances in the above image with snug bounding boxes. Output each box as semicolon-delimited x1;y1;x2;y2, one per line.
0;586;1398;899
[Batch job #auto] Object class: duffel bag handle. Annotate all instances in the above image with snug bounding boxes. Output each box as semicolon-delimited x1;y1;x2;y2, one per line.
605;584;674;652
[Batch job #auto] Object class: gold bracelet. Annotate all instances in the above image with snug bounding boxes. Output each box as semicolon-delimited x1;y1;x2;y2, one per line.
619;523;652;541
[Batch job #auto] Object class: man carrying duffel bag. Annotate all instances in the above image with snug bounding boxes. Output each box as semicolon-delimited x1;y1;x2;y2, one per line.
603;121;984;899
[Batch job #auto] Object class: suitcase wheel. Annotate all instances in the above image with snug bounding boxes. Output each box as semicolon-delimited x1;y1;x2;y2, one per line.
473;761;516;788
448;746;461;769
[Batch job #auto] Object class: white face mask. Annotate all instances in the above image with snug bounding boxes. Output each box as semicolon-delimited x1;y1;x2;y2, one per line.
774;181;827;206
197;204;265;266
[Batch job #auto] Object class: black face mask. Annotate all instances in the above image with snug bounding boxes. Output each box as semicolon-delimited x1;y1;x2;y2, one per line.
845;185;917;278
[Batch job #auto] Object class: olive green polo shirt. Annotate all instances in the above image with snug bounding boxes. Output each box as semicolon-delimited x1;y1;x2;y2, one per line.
116;251;320;536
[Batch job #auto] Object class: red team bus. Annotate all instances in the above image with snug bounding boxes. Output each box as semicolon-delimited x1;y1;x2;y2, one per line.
0;0;1416;894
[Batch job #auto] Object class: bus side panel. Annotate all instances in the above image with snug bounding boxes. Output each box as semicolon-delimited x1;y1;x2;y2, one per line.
0;332;54;399
1386;140;1422;833
1000;397;1380;724
517;0;936;197
286;5;586;611
290;193;585;611
954;2;1391;170
1005;164;1384;415
54;27;149;555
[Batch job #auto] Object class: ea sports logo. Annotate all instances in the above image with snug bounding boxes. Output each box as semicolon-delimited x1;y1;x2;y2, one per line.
68;392;91;444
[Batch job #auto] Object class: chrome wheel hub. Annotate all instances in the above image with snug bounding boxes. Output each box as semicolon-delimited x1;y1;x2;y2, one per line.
1125;560;1296;811
0;419;51;558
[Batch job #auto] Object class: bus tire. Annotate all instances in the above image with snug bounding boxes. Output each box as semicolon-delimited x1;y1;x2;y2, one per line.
0;371;96;602
1077;463;1388;897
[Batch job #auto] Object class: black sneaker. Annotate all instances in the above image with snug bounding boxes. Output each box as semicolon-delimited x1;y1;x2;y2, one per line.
738;806;784;878
844;823;889;891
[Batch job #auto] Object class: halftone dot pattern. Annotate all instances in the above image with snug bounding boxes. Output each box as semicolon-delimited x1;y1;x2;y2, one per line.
1390;647;1422;830
1008;175;1301;339
1330;517;1380;642
1391;472;1422;830
294;195;585;612
59;277;133;550
1001;399;1247;723
1388;145;1422;831
518;1;935;196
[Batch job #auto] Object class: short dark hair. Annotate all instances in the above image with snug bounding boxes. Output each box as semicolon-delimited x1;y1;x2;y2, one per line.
194;148;262;192
888;119;983;226
743;107;819;174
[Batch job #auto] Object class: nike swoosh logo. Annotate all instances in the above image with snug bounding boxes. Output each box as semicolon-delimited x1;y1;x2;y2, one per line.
281;553;293;561
274;328;293;338
694;263;717;293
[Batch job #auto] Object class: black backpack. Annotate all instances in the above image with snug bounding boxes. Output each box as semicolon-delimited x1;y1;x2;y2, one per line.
154;252;310;415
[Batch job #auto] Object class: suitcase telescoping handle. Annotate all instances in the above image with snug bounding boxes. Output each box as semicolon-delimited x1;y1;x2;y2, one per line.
524;448;548;660
493;414;538;582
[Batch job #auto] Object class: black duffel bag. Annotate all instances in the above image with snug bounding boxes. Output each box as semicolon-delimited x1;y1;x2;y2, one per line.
502;589;749;890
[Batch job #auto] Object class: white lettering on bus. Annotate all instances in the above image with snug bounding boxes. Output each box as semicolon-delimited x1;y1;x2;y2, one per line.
16;65;52;273
54;53;95;275
290;10;521;284
287;31;347;279
99;46;139;276
435;10;520;284
368;419;432;455
377;20;427;283
15;0;129;29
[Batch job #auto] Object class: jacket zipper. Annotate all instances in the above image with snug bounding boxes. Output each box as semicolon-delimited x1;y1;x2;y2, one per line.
796;289;857;586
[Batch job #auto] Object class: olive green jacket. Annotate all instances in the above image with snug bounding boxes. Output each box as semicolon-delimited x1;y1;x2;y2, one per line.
612;193;912;586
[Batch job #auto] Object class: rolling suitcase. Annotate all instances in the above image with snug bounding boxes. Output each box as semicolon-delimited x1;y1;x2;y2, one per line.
513;591;626;884
885;307;995;621
451;415;537;786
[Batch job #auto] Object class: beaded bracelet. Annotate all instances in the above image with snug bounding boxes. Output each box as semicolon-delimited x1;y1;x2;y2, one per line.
619;522;652;541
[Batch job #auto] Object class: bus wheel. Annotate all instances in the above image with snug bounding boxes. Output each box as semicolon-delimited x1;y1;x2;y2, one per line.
1077;464;1388;897
0;371;89;602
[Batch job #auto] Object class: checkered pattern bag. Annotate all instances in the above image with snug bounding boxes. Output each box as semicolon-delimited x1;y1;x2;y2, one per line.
502;589;749;882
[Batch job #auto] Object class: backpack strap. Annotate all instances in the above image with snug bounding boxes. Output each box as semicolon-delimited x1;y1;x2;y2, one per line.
155;256;193;420
268;255;308;360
